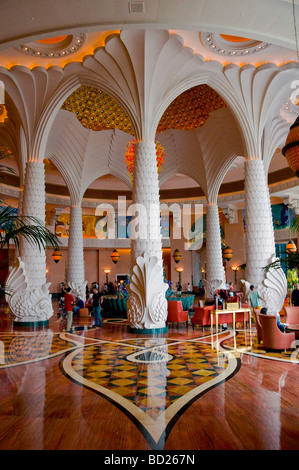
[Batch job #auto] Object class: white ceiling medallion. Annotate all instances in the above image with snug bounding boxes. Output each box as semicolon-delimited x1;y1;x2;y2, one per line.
200;32;271;57
16;33;86;58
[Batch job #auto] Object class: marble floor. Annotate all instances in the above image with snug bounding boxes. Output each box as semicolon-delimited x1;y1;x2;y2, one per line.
0;307;298;451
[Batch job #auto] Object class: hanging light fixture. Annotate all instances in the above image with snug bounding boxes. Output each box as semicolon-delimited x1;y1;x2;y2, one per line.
223;246;233;261
286;240;297;253
52;249;62;263
172;249;182;264
111;249;120;264
282;117;299;176
282;0;299;176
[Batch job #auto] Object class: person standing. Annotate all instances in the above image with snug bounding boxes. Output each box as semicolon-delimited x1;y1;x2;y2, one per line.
247;284;265;324
92;287;103;327
229;282;234;297
248;285;265;310
64;287;74;332
291;284;299;306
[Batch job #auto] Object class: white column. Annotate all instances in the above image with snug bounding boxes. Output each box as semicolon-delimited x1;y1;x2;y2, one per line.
131;141;162;261
127;141;168;330
244;159;275;286
6;160;53;324
191;250;200;287
21;160;46;287
67;204;86;299
205;203;226;293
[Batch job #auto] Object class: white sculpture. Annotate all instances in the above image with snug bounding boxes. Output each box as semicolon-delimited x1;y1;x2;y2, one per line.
5;257;53;323
205;279;223;297
68;280;87;301
241;256;287;315
261;257;287;315
127;252;168;330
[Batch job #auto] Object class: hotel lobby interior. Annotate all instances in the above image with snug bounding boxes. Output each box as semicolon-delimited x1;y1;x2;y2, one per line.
0;0;299;452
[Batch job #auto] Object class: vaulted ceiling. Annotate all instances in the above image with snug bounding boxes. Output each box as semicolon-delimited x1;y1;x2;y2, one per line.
0;0;298;205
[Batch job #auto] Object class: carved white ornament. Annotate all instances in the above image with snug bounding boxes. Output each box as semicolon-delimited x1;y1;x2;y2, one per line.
261;257;287;315
127;252;168;330
241;256;287;315
5;257;53;322
205;279;223;297
68;280;88;301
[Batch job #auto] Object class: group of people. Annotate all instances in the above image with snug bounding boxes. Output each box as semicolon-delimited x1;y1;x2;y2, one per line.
59;282;103;332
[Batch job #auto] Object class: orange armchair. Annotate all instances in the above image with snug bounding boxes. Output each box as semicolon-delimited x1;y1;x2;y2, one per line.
167;300;189;326
191;305;215;328
259;313;295;350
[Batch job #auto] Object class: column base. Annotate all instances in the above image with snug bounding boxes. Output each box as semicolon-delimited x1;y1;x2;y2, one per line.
13;320;49;328
128;326;168;335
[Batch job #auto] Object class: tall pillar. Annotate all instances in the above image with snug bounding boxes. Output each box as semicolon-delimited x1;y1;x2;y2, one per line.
67;204;87;299
205;203;226;294
191;250;200;287
127;141;168;331
6;160;53;324
21;161;47;287
244;159;275;286
131;141;162;260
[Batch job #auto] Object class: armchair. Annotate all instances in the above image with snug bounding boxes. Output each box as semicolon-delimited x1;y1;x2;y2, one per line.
167;300;189;327
259;314;295;350
191;305;215;328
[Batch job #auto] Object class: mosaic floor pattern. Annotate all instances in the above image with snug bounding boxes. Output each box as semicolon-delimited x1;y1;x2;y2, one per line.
0;325;298;449
61;336;239;448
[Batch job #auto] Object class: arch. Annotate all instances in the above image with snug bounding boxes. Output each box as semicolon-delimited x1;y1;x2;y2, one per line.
32;69;139;163
151;66;252;158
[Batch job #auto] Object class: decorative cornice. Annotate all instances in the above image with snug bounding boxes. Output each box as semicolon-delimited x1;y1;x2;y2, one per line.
16;34;86;58
201;32;271;57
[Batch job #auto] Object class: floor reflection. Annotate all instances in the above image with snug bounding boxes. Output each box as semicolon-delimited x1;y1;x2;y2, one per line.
61;336;236;448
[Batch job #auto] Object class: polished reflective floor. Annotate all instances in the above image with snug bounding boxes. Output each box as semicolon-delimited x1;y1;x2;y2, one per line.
0;306;298;450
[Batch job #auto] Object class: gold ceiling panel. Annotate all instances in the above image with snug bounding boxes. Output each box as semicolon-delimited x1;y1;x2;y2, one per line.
62;84;226;134
61;85;135;134
157;85;226;133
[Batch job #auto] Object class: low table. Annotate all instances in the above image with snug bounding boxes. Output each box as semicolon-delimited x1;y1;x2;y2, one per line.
211;308;251;333
285;324;299;339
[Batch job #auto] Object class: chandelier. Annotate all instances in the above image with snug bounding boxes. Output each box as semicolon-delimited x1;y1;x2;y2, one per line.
124;139;165;183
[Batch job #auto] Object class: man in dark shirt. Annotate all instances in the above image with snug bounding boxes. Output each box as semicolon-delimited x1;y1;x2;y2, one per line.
291;284;299;306
92;287;103;327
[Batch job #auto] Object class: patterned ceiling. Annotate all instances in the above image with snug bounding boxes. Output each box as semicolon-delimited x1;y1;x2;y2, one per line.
61;84;226;135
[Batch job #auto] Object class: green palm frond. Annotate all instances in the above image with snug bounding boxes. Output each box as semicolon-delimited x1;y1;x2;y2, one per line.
263;251;299;273
0;205;60;251
290;215;299;233
0;152;16;177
